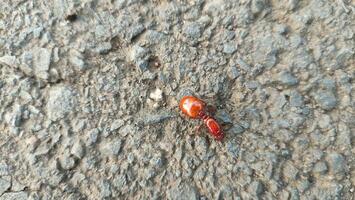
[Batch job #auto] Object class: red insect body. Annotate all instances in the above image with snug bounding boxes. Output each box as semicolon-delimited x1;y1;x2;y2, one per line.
199;111;224;140
180;96;224;141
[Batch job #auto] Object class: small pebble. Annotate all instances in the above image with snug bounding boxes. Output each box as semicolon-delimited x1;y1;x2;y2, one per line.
0;177;11;195
248;181;264;197
100;138;123;157
326;153;346;176
223;43;237;54
277;71;299;86
0;55;17;68
149;88;163;102
314;91;337;110
71;141;85;159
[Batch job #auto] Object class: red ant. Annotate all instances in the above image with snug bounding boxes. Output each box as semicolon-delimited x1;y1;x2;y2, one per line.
179;96;224;141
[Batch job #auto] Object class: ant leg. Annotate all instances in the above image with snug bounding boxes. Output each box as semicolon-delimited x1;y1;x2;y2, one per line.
206;105;217;115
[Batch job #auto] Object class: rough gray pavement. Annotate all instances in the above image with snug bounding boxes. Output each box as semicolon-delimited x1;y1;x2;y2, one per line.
0;0;354;199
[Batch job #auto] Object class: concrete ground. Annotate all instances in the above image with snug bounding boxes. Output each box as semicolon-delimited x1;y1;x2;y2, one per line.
0;0;354;199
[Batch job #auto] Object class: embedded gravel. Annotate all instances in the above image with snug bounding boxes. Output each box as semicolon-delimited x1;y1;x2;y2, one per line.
0;0;354;199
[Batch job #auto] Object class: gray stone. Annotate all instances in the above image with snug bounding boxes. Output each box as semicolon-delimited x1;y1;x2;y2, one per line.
26;136;40;153
264;52;278;68
215;110;232;124
223;42;237;54
238;121;250;131
167;183;198;200
287;112;306;129
130;45;149;72
314;91;337;110
34;135;55;156
127;153;135;164
289;188;300;200
69;50;86;71
309;149;324;162
289;35;304;49
218;186;235;199
236;6;254;25
127;24;145;41
141;112;175;125
40;32;52;45
279;190;290;200
284;0;299;10
236;58;251;72
0;177;11;195
182;154;199;170
313;162;328;175
283;162;299;181
95;42;112;54
229;124;245;135
251;0;267;15
195;137;208;156
248;181;264;196
319;78;335;90
32;26;43;38
95;24;110;40
316;183;344;199
336;48;354;67
71;141;85;159
59;153;77;170
228;65;240;80
293;137;310;150
194;167;207;180
113;174;127;189
251;64;265;77
10;179;25;192
274;24;289;35
0;55;17;68
33;47;51;80
289;90;304;107
47;170;64;187
292;48;313;69
144;30;165;45
130;45;148;61
99;179;112;198
5;104;23;128
82;155;99;170
145;167;157;180
268;180;280;193
336;122;351;147
245;81;259;90
141;70;157;80
87;128;100;145
277;71;298;86
100;138;122;157
226;139;240;159
110;119;124;132
183;22;202;41
47;85;77;121
0;191;27;200
151;153;165;168
296;179;311;193
318;114;331;129
119;124;137;137
326;153;346;176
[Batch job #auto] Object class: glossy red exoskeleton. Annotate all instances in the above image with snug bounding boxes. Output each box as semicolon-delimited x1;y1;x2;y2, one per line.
179;96;224;141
